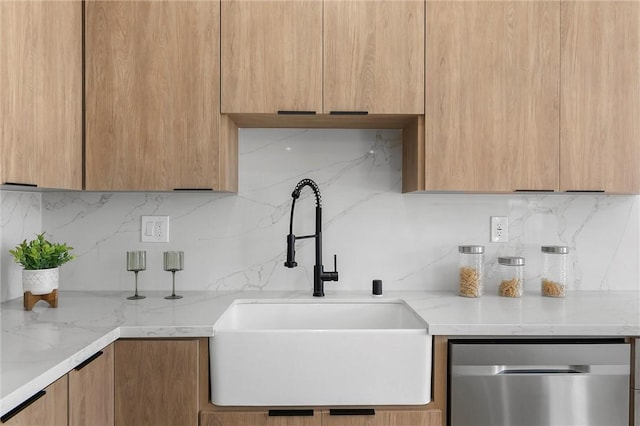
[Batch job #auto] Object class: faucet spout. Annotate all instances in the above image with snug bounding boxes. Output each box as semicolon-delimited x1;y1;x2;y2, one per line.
284;179;338;297
291;178;322;206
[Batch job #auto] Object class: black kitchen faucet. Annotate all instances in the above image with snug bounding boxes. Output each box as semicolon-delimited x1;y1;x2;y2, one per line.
284;178;338;297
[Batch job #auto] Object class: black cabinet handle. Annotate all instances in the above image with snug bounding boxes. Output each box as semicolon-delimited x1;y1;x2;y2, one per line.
329;409;376;416
565;190;605;193
277;110;316;115
173;188;213;191
268;409;314;417
1;391;46;423
3;182;38;188
514;189;555;192
74;350;103;371
329;111;369;115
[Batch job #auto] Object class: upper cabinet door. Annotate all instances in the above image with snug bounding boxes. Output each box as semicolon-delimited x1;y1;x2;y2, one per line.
85;1;221;191
425;0;560;192
0;1;82;190
324;0;425;114
221;0;323;114
560;1;640;193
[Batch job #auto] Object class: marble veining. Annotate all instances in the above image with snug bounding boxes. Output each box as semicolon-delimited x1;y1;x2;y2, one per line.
0;191;42;302
1;129;639;301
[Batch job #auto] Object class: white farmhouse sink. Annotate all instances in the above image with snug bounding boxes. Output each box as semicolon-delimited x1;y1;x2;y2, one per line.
210;299;431;406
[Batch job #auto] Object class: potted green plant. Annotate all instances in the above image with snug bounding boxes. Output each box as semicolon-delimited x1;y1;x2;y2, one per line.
9;233;74;295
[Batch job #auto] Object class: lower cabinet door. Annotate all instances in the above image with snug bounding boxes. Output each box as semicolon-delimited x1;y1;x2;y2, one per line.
115;339;199;426
69;344;114;426
1;376;68;426
199;409;440;426
199;411;321;426
321;409;441;426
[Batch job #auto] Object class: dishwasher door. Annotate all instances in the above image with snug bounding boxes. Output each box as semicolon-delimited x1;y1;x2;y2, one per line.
449;339;630;426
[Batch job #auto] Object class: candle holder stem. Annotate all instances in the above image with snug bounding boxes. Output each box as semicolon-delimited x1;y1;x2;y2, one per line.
128;271;146;300
165;270;183;300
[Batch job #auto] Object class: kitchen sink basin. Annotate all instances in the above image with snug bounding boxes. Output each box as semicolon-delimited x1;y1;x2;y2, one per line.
210;299;431;406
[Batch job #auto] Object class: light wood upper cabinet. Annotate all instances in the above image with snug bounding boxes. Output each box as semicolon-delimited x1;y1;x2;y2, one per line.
69;345;114;426
324;0;424;114
424;0;560;192
86;1;235;191
560;1;640;193
0;1;82;190
115;339;199;426
221;0;323;114
2;376;68;426
222;0;423;116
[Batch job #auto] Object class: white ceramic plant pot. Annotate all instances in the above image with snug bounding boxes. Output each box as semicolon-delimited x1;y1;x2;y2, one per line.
22;267;59;295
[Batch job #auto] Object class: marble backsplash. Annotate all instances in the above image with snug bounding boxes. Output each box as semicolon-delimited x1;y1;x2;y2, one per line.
1;128;638;301
1;191;42;302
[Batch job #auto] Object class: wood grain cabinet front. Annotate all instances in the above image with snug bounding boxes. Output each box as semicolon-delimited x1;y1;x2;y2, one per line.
115;339;200;426
200;409;440;426
200;411;321;426
221;0;323;114
321;409;441;426
424;0;560;192
407;0;640;194
69;344;115;426
1;376;68;426
324;0;424;115
0;0;82;190
85;1;236;192
560;0;640;193
221;0;424;116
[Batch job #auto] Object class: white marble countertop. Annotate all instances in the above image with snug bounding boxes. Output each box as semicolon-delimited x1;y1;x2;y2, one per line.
2;289;640;416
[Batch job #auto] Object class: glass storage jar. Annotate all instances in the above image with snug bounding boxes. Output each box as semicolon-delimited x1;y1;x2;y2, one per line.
498;256;524;298
541;245;569;297
458;245;484;297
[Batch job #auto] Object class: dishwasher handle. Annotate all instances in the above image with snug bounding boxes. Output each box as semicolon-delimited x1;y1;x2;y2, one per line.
499;365;590;375
452;364;628;376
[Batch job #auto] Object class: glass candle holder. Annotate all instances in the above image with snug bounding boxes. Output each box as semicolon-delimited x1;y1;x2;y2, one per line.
126;251;146;300
164;251;184;300
163;251;184;272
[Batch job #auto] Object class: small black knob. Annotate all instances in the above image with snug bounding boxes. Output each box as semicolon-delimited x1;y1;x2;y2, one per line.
372;279;382;296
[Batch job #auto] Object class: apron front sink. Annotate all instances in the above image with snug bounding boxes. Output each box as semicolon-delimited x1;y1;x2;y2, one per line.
210;299;431;406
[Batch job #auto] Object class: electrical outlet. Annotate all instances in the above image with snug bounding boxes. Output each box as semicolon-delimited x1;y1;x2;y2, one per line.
141;216;170;243
490;216;508;243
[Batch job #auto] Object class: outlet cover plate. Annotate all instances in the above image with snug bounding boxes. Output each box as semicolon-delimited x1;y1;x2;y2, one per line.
141;216;169;243
490;216;508;243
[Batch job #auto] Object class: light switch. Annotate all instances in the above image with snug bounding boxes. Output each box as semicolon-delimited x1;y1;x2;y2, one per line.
141;216;169;243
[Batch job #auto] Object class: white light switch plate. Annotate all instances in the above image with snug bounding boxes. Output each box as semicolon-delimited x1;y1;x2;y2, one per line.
141;216;169;243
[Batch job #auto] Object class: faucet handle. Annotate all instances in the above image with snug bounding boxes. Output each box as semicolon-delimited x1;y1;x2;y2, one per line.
329;254;339;282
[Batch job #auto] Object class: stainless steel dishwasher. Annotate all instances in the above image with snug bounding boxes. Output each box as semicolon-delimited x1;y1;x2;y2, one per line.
449;338;630;426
